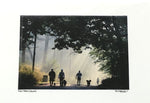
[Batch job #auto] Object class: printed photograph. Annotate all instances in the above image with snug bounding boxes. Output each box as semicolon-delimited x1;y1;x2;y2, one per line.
18;16;129;89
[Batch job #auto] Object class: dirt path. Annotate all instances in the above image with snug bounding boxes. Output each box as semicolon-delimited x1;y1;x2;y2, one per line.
34;83;99;89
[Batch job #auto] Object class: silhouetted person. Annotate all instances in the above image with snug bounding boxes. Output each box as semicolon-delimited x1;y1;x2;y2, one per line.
58;69;65;86
76;71;82;86
49;69;56;86
63;80;67;87
86;80;91;87
97;77;99;85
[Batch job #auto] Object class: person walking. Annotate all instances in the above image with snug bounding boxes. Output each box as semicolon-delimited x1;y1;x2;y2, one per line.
49;69;56;86
58;69;65;86
97;77;99;85
76;70;82;86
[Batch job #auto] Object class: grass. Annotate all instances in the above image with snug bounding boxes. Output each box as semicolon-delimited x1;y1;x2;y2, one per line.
18;64;44;89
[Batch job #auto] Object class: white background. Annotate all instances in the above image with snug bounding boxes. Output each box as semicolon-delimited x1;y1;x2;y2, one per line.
0;0;150;103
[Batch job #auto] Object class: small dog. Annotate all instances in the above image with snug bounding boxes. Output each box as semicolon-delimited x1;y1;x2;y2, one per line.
63;80;67;86
86;80;91;87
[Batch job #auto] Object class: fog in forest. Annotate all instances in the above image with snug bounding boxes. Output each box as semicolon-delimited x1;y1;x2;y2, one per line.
19;35;110;85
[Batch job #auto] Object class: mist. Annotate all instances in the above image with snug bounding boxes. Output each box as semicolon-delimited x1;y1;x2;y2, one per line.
20;35;110;85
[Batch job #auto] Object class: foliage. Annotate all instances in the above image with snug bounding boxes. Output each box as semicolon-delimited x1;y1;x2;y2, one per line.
20;16;129;88
98;77;128;89
20;17;34;51
19;64;43;89
49;16;129;88
50;16;129;88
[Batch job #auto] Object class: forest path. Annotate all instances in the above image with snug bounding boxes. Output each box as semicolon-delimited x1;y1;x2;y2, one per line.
34;83;99;89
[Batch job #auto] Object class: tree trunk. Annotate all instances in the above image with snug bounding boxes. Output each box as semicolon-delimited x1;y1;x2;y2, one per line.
27;46;33;61
32;33;37;72
22;48;25;63
42;34;49;72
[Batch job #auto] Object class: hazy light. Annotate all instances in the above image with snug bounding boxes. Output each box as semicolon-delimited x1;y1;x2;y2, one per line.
20;35;110;85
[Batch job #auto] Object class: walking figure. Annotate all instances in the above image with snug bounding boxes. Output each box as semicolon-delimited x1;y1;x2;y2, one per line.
76;70;82;86
58;69;65;86
49;69;56;86
97;77;99;85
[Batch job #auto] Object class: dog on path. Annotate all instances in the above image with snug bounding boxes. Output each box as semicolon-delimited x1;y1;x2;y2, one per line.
86;80;91;87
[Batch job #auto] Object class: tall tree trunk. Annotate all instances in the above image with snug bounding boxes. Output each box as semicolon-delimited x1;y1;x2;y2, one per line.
42;34;49;72
22;48;25;63
27;46;33;61
32;33;37;72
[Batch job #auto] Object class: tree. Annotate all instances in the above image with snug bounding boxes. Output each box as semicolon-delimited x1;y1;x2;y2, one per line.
20;16;57;71
20;16;43;71
20;16;129;88
47;16;129;88
20;16;34;63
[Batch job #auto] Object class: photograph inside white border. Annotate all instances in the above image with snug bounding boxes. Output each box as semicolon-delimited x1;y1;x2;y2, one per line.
0;0;150;103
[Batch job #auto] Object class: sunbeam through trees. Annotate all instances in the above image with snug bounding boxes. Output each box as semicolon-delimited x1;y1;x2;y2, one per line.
19;16;129;89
